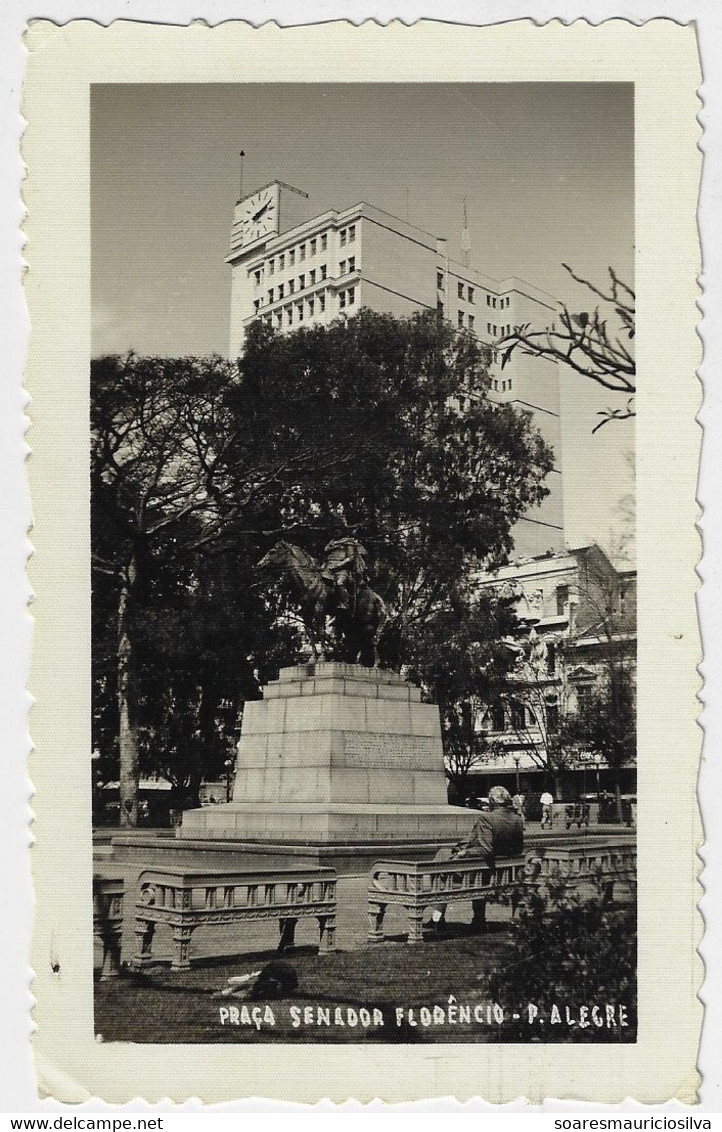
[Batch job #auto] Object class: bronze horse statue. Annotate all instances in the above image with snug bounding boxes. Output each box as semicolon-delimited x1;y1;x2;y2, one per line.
257;540;388;666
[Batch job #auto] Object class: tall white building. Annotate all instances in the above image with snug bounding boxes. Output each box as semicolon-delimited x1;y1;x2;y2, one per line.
227;180;564;557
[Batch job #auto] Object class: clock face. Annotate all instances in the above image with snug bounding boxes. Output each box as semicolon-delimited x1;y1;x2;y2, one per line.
240;187;279;246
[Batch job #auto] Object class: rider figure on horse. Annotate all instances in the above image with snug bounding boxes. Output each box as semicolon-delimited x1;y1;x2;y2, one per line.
322;535;368;612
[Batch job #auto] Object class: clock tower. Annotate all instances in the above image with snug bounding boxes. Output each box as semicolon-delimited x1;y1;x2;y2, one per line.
228;180;310;260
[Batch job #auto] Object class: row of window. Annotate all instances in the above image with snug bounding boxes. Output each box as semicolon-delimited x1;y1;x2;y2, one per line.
487;323;513;337
258;233;329;281
457;310;476;330
261;291;329;328
435;273;512;312
265;265;329;304
338;224;356;247
255;286;359;327
338;286;356;309
256;259;358;312
255;222;357;281
491;377;513;393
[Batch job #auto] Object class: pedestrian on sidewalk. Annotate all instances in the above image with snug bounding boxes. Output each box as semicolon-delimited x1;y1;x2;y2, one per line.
540;789;554;829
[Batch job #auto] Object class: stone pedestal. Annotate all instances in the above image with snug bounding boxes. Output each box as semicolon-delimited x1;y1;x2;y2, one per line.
181;662;475;846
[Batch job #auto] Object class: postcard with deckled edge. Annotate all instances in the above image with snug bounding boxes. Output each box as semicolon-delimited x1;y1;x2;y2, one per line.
24;18;702;1104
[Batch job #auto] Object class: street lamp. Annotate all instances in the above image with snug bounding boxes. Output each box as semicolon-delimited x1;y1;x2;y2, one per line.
594;752;602;799
513;754;521;795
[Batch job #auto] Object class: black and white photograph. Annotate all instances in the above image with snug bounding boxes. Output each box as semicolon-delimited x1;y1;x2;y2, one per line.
90;80;638;1044
19;15;704;1104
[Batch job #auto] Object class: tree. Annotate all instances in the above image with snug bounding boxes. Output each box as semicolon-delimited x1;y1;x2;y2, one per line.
497;630;580;795
500;265;635;432
91;352;316;823
406;591;519;800
569;672;636;822
235;310;555;668
92;309;558;823
92;354;242;825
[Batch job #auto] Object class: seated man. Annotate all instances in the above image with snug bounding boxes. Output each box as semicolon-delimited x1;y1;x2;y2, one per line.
429;785;524;933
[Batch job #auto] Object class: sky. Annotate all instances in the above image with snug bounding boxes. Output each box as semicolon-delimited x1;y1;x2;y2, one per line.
91;82;635;557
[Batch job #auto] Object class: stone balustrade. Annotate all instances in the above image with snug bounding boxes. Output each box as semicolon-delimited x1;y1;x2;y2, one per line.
367;857;526;944
130;865;337;971
93;872;125;979
526;843;637;902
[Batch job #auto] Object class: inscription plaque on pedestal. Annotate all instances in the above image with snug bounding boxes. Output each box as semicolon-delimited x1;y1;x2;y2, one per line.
181;661;475;845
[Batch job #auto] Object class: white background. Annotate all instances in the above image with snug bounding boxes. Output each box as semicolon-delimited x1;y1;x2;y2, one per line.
1;0;719;1115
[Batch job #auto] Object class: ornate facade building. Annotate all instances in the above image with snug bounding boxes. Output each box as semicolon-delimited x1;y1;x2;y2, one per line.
470;544;637;801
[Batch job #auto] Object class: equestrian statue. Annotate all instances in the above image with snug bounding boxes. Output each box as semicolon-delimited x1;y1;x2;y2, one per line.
257;536;388;666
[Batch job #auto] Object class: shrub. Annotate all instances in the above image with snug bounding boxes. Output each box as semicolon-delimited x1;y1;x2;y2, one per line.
488;884;636;1042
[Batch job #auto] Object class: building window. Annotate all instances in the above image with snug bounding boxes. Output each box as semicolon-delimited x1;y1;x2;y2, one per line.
308;298;315;317
253;270;262;286
348;224;356;242
576;684;593;715
348;256;356;272
486;294;491;307
339;260;347;275
487;323;492;334
286;306;293;326
310;238;317;256
268;288;274;303
493;324;497;336
437;270;444;290
289;249;295;266
339;290;346;309
556;585;569;616
289;279;295;295
468;286;475;303
309;269;316;285
457;281;464;299
253;299;261;313
510;700;526;731
299;274;305;290
348;286;356;305
275;310;282;329
508;377;513;391
546;642;557;675
299;244;306;261
468;314;475;331
491;701;506;732
546;697;559;733
297;302;304;321
501;380;506;392
339;228;347;247
320;264;327;280
437;300;444;316
320;233;327;251
278;283;284;299
457;311;464;328
268;260;275;276
278;254;285;270
493;379;499;391
319;291;326;312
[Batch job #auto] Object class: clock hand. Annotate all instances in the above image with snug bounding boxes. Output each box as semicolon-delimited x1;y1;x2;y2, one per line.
251;200;271;222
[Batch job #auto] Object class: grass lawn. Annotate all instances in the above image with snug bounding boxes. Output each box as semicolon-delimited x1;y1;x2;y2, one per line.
95;917;636;1045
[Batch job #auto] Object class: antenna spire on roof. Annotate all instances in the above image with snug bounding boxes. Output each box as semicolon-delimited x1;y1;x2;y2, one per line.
238;151;246;202
461;196;471;266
